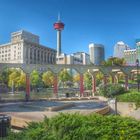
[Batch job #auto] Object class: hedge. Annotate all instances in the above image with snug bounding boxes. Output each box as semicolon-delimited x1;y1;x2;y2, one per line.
5;113;140;140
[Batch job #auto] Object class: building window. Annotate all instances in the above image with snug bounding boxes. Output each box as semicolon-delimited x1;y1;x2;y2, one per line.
34;50;36;60
30;50;32;59
48;53;50;63
44;52;46;62
38;50;40;61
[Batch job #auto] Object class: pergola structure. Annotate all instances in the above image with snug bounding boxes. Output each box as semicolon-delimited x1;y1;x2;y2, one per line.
0;63;139;99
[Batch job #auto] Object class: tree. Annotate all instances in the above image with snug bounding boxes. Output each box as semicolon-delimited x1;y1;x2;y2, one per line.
8;69;22;91
42;71;54;88
102;57;126;66
59;69;72;88
0;69;10;85
30;70;42;90
73;73;80;88
18;72;26;88
84;72;92;90
73;74;80;83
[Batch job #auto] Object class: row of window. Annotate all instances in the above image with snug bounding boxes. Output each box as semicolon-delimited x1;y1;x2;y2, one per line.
0;54;11;57
0;58;10;61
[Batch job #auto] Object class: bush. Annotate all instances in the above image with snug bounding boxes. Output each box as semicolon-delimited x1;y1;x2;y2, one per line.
117;90;140;108
98;84;125;97
6;113;140;140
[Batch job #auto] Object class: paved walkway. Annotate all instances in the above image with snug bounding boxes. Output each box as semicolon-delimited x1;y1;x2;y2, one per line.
129;108;140;120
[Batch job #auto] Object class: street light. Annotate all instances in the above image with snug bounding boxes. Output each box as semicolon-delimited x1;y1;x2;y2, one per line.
136;59;139;92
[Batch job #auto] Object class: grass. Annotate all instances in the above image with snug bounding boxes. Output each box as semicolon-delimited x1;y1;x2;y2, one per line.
116;90;140;108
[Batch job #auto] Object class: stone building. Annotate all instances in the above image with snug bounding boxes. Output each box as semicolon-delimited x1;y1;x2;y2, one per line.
56;52;90;65
0;30;56;64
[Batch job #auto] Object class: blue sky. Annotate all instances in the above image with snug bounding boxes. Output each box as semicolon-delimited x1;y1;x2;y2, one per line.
0;0;140;59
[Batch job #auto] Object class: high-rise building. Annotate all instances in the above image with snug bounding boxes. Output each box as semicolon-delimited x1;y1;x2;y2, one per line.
0;30;56;64
89;43;105;65
113;41;129;58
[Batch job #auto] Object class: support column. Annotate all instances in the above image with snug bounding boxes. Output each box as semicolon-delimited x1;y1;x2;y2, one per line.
125;75;128;90
92;76;96;96
25;73;30;101
80;74;84;97
53;74;58;97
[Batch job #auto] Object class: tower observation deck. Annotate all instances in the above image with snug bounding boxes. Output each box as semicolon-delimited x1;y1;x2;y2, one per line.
53;14;65;57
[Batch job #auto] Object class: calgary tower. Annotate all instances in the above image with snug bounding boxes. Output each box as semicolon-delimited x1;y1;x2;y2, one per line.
53;14;65;57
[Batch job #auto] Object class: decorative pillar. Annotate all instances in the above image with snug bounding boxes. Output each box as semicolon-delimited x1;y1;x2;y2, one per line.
53;74;58;97
125;75;128;90
80;74;84;97
92;76;96;95
25;73;30;101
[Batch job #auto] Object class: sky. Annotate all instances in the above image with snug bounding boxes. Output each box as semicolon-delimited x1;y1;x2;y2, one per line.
0;0;140;59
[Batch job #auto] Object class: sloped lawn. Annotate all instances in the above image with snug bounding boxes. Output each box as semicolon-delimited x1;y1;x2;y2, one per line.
116;90;140;108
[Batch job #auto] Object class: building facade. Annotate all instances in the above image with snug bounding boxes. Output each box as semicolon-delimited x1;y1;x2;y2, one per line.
124;49;136;66
124;39;140;66
89;43;105;65
56;52;90;65
0;30;56;64
113;41;129;58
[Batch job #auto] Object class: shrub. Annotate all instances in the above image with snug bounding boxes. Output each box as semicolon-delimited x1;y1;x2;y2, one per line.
98;84;125;97
117;90;140;108
6;113;140;140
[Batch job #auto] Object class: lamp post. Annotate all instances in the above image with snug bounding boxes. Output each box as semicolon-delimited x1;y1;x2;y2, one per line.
136;59;139;92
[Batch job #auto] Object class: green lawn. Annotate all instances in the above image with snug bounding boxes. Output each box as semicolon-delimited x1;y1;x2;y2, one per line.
116;90;140;108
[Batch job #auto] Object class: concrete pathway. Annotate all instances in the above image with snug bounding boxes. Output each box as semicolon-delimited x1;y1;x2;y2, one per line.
129;108;140;120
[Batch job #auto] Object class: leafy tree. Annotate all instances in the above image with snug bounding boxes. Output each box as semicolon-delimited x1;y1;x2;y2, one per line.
96;72;104;86
84;72;92;90
73;73;80;88
59;69;72;88
8;69;22;91
42;71;54;88
30;70;42;90
98;83;125;97
18;72;26;88
0;69;10;85
73;73;80;83
102;57;126;66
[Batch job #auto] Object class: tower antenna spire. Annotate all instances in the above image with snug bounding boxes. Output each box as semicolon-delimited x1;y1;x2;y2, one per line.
58;12;60;21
